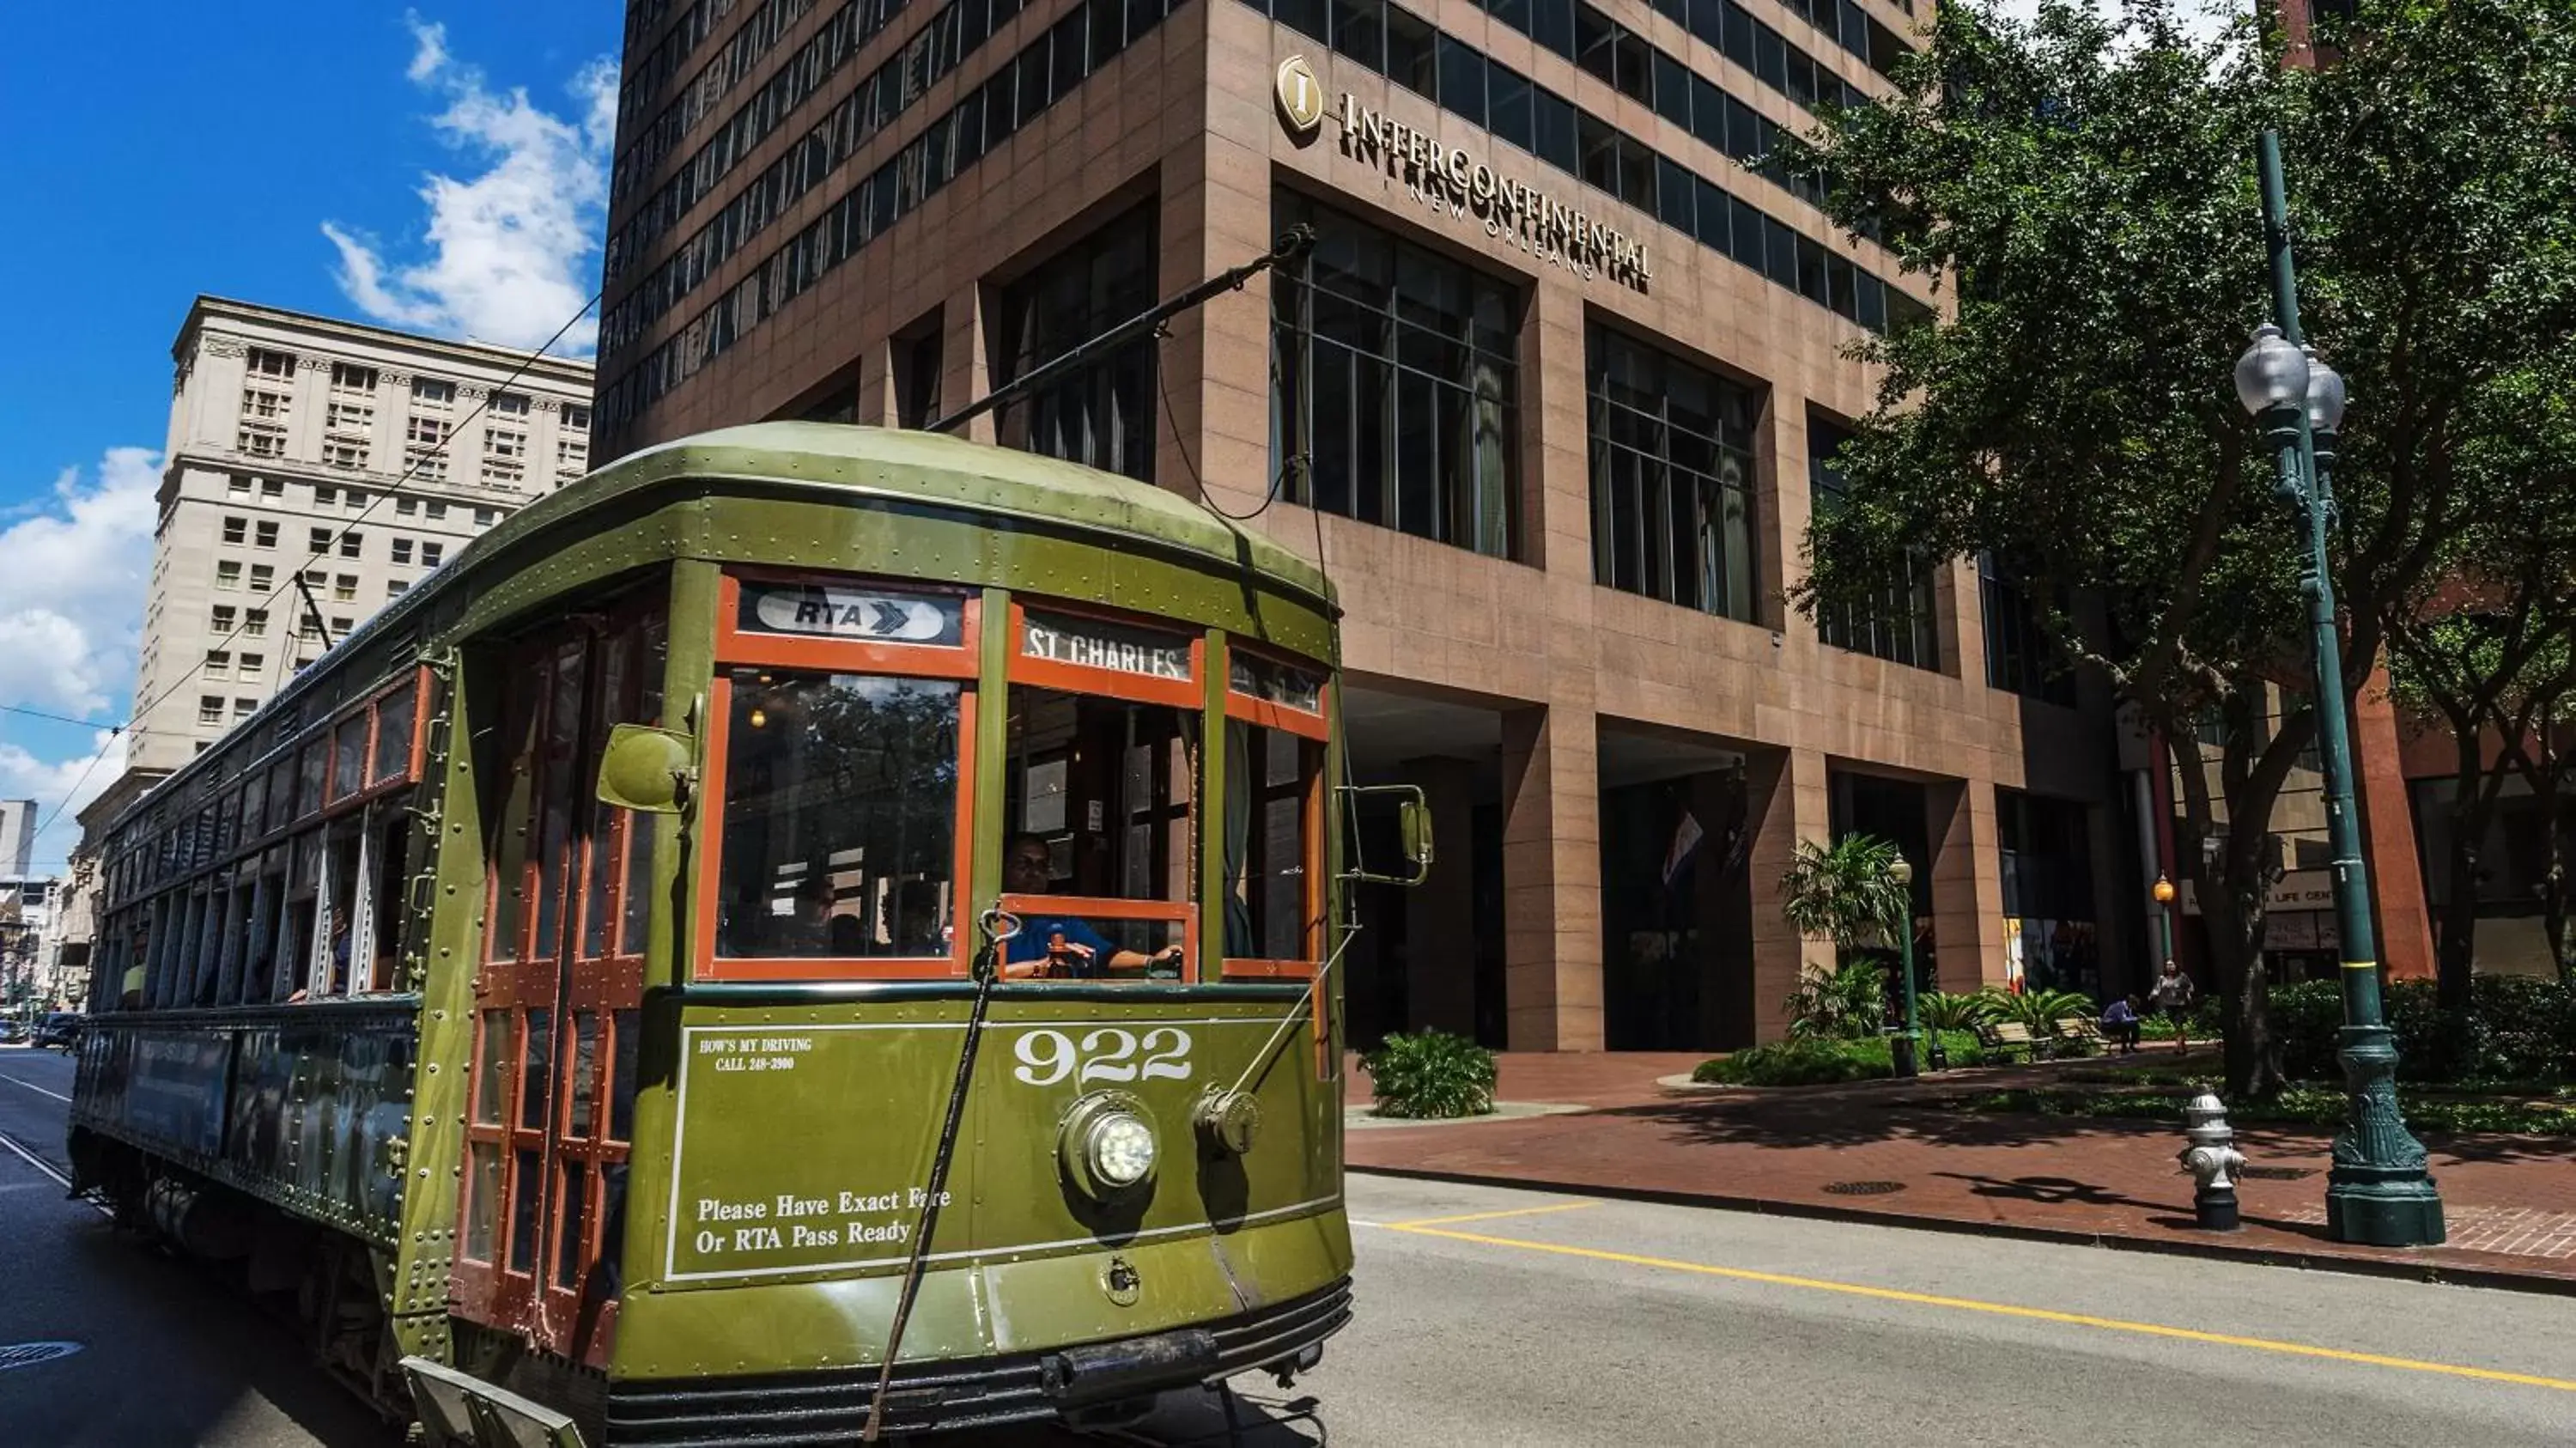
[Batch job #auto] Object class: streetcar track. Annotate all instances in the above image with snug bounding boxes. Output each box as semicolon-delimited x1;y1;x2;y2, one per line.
0;1090;110;1218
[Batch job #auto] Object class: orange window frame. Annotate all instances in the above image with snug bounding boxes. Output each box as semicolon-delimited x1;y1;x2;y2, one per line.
1002;600;1208;980
994;894;1199;979
1222;648;1330;979
694;572;981;981
313;669;432;817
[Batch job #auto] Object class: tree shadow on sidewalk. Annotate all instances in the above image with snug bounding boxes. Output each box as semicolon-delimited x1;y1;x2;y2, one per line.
1927;1171;2339;1244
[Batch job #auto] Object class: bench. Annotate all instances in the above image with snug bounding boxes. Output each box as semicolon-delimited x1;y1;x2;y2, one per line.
1973;1019;2043;1062
2056;1016;2107;1050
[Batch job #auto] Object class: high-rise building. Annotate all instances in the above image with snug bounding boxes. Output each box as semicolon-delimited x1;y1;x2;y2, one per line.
123;298;596;775
592;0;2148;1049
0;800;33;878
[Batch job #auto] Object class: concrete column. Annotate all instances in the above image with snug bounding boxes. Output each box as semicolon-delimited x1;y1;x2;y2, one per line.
1744;746;1834;1042
1500;703;1602;1050
2351;654;2437;981
1402;755;1480;1037
1759;395;1813;638
941;283;996;447
855;345;896;428
1926;780;2008;993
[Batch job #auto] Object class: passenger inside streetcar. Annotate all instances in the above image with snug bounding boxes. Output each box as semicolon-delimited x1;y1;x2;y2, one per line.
999;834;1182;979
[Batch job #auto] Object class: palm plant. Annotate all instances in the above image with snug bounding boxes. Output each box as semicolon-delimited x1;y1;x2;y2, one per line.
1999;987;2095;1037
1777;834;1911;955
1784;959;1889;1041
1778;835;1914;1041
1917;990;2002;1032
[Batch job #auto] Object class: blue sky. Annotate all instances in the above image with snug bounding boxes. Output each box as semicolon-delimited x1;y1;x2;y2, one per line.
0;3;621;875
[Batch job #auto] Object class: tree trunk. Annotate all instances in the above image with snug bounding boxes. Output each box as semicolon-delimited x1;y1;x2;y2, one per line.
2536;735;2573;989
2435;721;2488;1013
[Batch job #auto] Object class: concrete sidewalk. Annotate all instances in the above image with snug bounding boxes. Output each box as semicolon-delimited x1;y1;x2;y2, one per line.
1342;1049;2576;1292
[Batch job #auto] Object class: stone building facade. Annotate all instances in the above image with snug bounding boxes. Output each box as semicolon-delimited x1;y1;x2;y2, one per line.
125;299;596;775
593;0;2148;1047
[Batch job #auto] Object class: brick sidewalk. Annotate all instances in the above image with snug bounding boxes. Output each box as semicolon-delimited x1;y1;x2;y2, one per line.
1343;1051;2576;1291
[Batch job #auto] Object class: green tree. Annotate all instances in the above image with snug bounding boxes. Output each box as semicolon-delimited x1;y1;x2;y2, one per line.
1783;0;2576;1095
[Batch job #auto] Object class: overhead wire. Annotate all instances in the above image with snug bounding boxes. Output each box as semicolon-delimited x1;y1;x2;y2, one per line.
26;287;605;843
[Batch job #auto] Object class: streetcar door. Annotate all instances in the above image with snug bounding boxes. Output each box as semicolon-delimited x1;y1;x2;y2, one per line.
455;606;665;1365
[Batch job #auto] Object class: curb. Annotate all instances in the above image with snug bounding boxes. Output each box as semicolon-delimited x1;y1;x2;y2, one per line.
1347;1164;2576;1299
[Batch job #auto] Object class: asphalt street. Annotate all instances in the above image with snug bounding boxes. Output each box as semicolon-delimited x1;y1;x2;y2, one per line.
4;1045;2573;1446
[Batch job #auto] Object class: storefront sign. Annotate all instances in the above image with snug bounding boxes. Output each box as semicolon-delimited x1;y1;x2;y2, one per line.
740;583;962;645
1277;57;1651;292
1022;612;1192;680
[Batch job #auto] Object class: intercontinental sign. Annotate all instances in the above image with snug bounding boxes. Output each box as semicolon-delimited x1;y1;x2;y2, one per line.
1276;55;1651;293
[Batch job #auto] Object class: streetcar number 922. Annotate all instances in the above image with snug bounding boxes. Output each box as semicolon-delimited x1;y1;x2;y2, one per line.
1012;1027;1194;1086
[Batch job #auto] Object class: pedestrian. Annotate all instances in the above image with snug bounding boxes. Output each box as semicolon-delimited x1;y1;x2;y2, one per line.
2151;959;2196;1053
2100;995;2142;1053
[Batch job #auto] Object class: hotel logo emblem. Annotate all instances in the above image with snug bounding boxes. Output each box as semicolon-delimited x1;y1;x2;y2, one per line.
1275;55;1325;137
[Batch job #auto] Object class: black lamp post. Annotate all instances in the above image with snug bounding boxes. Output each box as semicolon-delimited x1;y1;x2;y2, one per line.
2233;131;2445;1248
1888;852;1922;1078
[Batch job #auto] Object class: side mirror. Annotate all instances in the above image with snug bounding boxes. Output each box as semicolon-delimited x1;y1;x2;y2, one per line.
596;723;696;815
1341;784;1433;887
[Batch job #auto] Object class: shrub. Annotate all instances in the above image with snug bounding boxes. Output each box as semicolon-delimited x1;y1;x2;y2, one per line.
2271;976;2576;1086
1784;960;1889;1041
2269;979;2344;1080
1361;1031;1498;1118
1696;1037;1893;1086
1692;1030;1991;1086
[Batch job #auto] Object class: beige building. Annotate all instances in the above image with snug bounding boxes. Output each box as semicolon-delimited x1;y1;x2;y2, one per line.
125;299;596;774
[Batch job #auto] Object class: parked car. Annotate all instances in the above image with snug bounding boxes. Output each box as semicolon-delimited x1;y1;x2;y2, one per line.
0;1019;24;1045
33;1013;82;1050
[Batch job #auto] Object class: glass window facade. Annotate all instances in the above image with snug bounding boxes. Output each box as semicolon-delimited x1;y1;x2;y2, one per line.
995;207;1157;482
1979;555;2078;706
1996;788;2099;996
1809;416;1938;669
1272;190;1519;558
1587;325;1759;621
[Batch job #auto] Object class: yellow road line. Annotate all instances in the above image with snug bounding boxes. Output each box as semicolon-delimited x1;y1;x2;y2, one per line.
1387;1224;2576;1395
1382;1201;1603;1230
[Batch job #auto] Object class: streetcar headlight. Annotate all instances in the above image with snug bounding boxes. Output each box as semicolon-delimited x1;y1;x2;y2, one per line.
1086;1112;1158;1188
1060;1093;1160;1201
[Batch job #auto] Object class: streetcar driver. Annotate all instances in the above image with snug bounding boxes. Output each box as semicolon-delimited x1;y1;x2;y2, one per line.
998;833;1183;979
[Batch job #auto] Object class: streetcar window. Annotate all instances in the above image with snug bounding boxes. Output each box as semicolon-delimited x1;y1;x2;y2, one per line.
999;687;1196;976
1223;722;1324;962
713;669;962;961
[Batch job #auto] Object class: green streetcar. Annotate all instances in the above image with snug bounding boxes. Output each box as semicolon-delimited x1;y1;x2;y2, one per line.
70;424;1426;1444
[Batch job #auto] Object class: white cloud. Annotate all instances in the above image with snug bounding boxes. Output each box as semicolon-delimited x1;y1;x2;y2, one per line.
0;729;127;872
0;447;159;719
322;12;617;355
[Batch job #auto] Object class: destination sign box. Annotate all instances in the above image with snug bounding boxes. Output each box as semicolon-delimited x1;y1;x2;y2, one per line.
738;581;963;645
1021;611;1193;681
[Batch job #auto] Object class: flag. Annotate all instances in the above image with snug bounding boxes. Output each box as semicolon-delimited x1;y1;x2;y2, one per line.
1661;812;1705;887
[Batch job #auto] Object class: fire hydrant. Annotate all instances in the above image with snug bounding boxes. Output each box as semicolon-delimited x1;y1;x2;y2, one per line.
2178;1092;2246;1231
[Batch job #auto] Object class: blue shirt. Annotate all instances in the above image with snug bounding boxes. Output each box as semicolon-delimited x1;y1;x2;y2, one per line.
1005;916;1118;976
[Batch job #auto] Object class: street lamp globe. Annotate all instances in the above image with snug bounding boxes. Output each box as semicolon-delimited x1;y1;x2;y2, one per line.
1889;853;1913;887
2233;323;2310;417
2303;346;2347;434
2153;874;2176;905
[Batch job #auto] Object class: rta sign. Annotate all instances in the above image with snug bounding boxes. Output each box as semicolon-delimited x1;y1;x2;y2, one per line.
1275;54;1325;138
